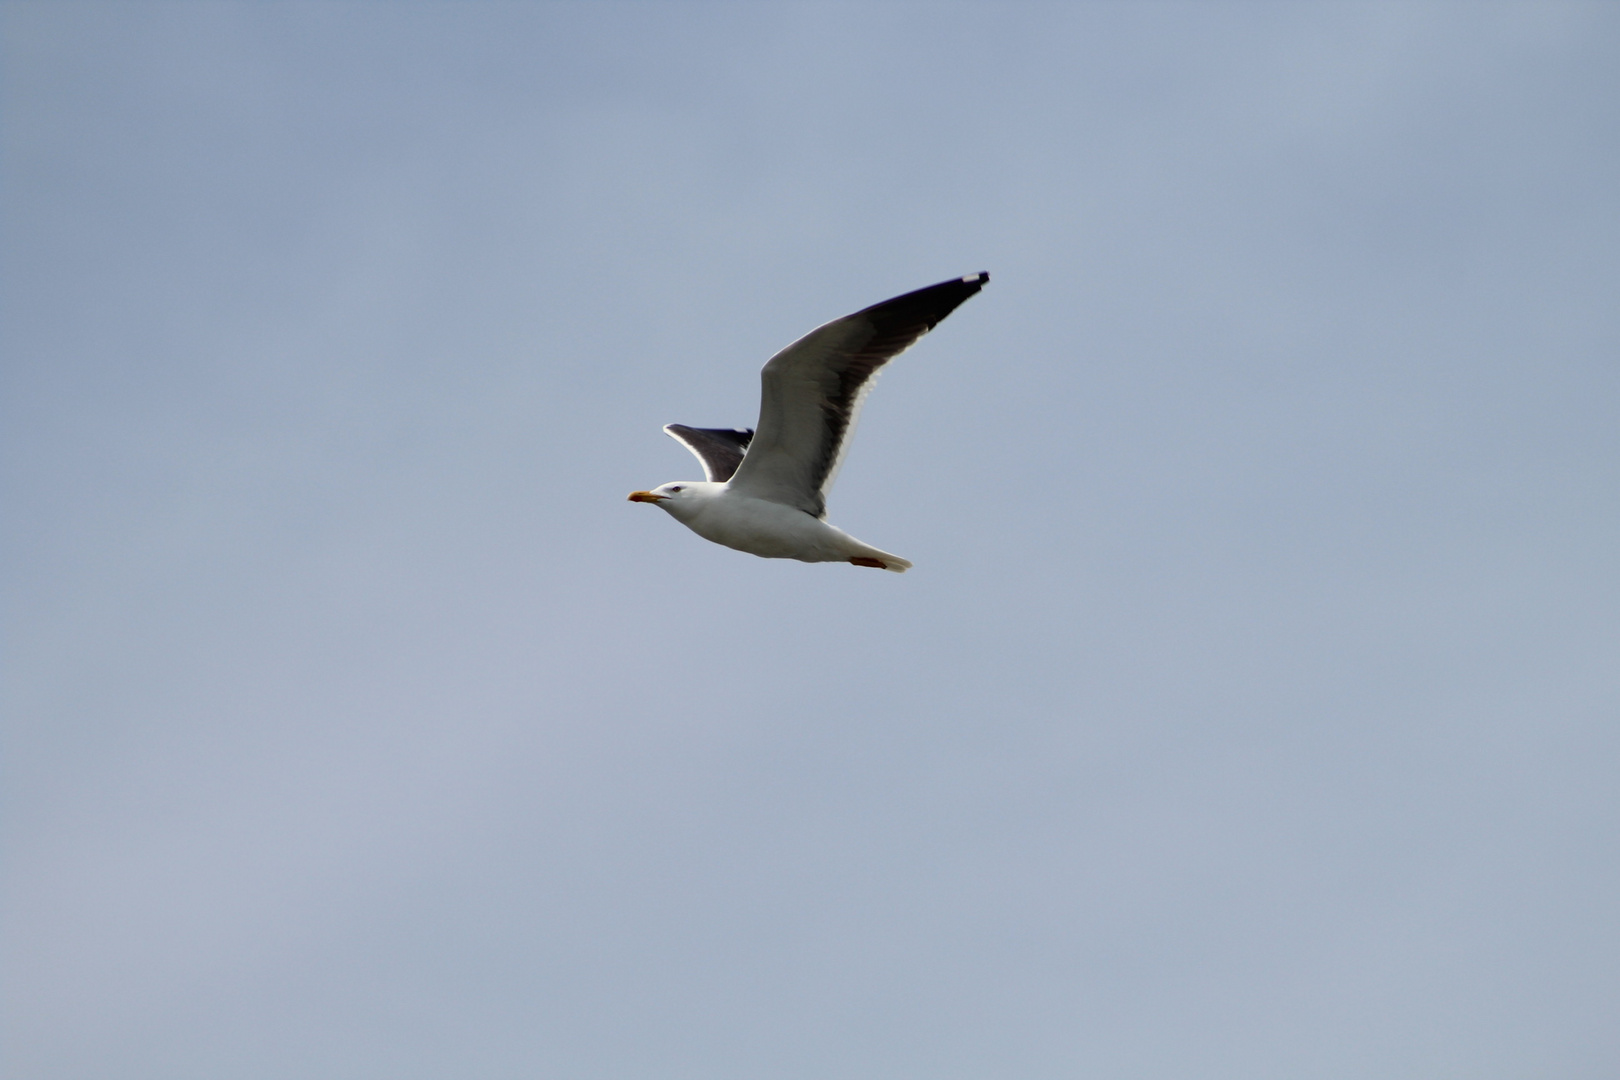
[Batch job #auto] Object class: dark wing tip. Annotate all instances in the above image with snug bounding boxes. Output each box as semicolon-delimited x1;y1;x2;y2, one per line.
664;423;753;446
663;424;755;482
852;272;990;339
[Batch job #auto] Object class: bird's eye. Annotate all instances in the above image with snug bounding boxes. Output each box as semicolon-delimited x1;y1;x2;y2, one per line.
671;486;683;492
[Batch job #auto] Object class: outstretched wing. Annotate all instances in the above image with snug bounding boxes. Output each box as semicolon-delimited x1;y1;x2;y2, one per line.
726;273;987;518
663;424;754;482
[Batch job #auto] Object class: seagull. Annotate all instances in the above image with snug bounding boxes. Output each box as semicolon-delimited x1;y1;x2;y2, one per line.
629;273;988;572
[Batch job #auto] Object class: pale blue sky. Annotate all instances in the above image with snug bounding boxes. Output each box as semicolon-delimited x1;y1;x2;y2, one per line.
5;4;1619;1078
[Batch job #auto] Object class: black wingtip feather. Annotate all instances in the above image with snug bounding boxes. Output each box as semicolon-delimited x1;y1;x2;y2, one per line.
852;272;989;337
663;424;755;482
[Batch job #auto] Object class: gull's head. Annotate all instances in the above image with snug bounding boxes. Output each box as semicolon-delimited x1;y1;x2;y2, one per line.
627;481;717;516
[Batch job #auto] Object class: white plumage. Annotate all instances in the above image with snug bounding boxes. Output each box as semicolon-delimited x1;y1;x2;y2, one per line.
629;273;988;572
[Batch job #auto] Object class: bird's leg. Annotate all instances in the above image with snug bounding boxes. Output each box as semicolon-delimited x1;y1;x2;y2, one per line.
849;557;887;569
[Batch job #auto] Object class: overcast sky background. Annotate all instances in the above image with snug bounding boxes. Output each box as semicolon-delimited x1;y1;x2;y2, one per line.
4;3;1619;1078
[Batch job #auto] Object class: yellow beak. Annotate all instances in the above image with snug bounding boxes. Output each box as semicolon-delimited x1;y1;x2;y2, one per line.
627;490;667;503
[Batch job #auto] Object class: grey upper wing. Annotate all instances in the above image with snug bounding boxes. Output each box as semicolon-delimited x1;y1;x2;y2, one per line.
663;424;754;482
726;273;988;517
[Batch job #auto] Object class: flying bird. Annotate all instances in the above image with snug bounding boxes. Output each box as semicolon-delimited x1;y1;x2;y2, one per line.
628;273;988;572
